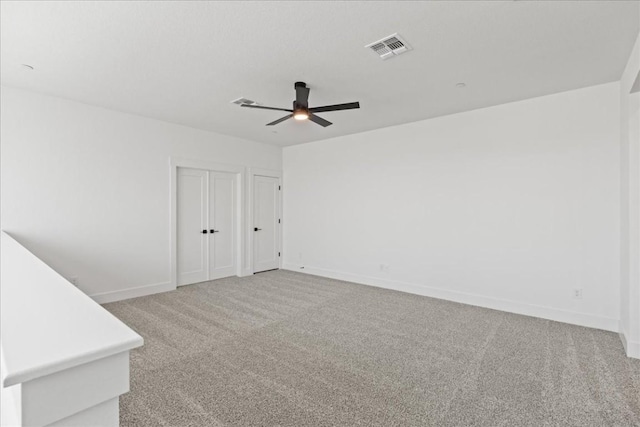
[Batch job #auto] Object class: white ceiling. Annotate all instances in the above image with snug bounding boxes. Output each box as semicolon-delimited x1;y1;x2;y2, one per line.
1;1;638;147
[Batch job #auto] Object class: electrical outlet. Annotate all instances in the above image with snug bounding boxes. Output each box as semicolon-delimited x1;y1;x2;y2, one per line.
573;288;583;299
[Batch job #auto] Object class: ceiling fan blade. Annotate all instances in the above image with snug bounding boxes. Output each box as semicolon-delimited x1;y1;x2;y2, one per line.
309;102;360;113
296;85;310;107
266;114;293;126
309;114;332;127
241;104;293;113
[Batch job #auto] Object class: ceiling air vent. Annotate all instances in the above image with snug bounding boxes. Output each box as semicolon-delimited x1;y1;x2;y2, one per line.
230;97;258;106
365;33;411;60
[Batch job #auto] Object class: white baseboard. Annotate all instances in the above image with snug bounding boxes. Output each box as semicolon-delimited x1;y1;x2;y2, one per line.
620;331;629;352
283;264;619;333
627;341;640;359
239;268;253;277
90;281;175;304
619;324;640;359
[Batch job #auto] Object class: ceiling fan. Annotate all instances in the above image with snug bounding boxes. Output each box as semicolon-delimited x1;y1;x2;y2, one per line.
241;82;360;127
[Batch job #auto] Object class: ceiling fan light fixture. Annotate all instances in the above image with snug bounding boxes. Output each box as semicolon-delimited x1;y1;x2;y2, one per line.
293;110;309;120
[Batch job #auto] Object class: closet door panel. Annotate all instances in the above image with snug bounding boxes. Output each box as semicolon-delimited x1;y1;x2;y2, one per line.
209;172;236;279
177;168;209;286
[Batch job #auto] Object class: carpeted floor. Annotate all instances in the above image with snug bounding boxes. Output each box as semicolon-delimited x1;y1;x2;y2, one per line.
104;270;640;427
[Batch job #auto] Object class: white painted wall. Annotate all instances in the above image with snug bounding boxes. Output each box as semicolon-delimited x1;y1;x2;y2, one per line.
283;82;620;332
620;33;640;358
0;86;281;300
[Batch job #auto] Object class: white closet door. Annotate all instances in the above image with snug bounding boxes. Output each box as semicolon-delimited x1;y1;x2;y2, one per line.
177;168;209;286
209;172;236;280
253;175;280;273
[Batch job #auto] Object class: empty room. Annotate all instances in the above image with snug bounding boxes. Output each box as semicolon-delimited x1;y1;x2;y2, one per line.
1;1;639;426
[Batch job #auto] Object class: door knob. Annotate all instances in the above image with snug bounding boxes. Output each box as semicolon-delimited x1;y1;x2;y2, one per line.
201;230;208;234
254;227;262;231
210;229;219;233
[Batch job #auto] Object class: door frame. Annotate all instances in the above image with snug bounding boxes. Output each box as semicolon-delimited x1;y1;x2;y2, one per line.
170;157;245;288
248;168;282;274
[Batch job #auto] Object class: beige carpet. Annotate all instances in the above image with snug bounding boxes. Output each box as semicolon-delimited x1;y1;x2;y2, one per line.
104;270;640;426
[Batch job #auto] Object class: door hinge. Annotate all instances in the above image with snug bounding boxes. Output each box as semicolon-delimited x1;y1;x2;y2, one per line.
278;185;281;190
278;219;281;224
278;252;281;257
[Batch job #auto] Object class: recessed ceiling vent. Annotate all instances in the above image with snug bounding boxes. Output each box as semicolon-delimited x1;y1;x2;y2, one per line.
365;33;411;60
230;97;259;106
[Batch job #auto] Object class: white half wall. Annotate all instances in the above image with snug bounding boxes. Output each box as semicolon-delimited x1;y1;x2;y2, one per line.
283;82;620;332
620;33;640;358
0;86;281;301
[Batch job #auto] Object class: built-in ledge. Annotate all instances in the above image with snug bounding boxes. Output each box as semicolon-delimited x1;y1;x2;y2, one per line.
1;231;143;426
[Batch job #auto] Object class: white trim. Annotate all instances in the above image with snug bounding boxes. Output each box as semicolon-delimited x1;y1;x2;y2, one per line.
90;281;174;304
170;157;245;174
170;157;245;287
283;264;619;333
249;167;283;178
627;341;640;359
619;323;640;359
248;168;283;273
620;329;628;353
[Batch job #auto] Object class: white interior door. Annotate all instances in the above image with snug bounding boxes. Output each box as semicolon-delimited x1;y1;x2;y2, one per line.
209;172;236;280
178;168;237;286
253;175;280;273
177;168;208;286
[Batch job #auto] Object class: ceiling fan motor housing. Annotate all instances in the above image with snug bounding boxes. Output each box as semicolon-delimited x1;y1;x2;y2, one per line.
293;101;309;113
